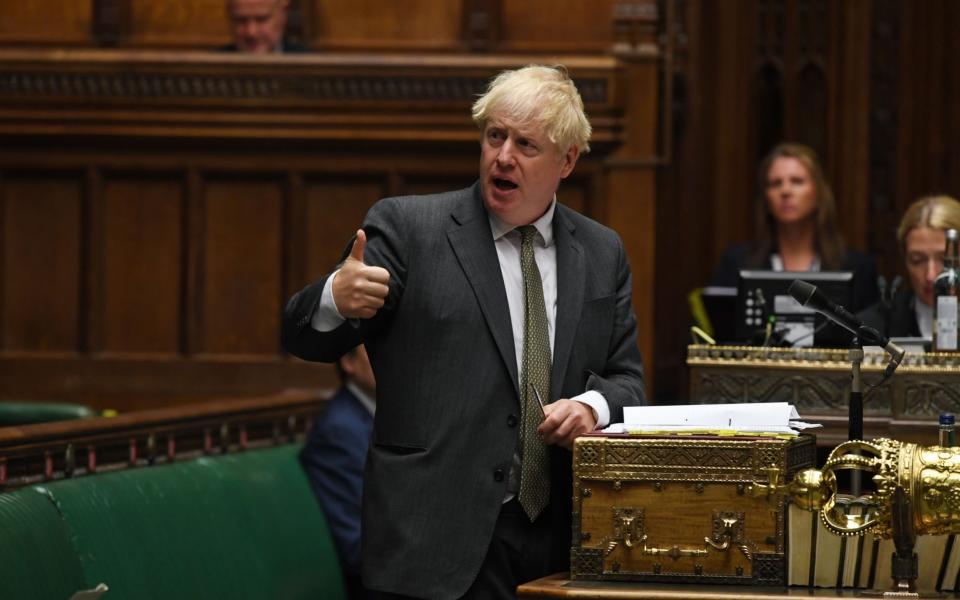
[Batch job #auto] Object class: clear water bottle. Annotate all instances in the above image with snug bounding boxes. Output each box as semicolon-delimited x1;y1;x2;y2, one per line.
933;229;960;351
939;413;956;447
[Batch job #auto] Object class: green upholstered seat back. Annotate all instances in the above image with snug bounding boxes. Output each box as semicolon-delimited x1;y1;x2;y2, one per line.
0;444;346;600
0;487;87;599
0;401;97;425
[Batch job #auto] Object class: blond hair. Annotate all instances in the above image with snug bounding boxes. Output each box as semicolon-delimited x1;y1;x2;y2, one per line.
471;64;591;155
897;195;960;253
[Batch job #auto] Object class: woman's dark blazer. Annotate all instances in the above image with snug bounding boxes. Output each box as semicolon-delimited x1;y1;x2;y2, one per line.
709;242;880;313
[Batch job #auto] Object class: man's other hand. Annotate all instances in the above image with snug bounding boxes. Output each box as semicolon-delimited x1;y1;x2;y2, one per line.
332;229;390;319
538;399;597;449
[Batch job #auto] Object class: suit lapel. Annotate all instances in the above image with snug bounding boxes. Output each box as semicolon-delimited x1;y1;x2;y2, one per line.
551;206;585;400
446;184;520;395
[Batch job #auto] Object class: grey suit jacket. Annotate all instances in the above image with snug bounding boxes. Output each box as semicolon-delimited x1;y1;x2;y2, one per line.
282;182;645;599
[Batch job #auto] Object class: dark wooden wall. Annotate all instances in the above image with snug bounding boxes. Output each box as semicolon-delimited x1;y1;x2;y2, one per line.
0;0;635;53
0;0;663;412
654;0;960;402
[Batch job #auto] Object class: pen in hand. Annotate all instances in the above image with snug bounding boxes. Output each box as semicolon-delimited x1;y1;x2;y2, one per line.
532;385;547;418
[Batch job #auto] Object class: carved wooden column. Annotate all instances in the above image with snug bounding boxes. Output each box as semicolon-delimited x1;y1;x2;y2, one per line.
92;0;130;47
607;0;663;395
286;0;306;48
461;0;501;52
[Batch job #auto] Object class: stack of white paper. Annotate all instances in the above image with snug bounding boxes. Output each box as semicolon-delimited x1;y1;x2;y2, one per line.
604;402;821;436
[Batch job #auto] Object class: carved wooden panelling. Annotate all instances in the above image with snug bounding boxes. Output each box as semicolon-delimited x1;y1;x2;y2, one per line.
902;379;960;418
100;177;183;354
0;50;660;409
0;71;610;110
598;441;754;473
0;0;649;53
312;0;462;51
0;1;91;45
461;0;501;52
753;0;828;160
1;175;82;352
200;177;284;355
501;0;620;53
691;368;893;416
401;176;476;200
302;179;384;284
867;0;899;259
128;0;229;48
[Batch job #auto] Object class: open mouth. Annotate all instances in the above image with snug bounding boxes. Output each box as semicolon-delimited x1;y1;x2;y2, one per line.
493;178;518;191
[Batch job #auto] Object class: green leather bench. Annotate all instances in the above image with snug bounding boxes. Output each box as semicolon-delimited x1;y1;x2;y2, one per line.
0;401;98;426
0;444;346;599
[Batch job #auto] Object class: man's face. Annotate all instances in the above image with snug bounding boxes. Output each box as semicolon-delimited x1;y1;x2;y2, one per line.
479;112;578;227
229;0;288;54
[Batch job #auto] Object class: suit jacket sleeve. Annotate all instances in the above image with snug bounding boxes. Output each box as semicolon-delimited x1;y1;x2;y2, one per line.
281;277;363;362
584;232;647;422
281;197;407;362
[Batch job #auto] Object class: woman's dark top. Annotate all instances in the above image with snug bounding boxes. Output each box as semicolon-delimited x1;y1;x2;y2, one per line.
856;288;922;339
709;242;880;313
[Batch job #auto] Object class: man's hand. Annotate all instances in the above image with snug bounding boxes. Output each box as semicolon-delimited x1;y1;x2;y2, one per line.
538;399;597;449
331;229;390;319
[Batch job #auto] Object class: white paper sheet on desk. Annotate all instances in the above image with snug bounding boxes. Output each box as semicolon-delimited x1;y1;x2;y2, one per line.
605;402;821;435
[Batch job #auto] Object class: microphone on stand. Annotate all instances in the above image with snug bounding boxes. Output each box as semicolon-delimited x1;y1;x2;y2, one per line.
789;278;900;491
888;275;903;301
787;279;905;378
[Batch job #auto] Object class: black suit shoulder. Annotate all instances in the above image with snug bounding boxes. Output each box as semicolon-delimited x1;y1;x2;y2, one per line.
710;243;755;287
556;202;621;243
856;289;920;338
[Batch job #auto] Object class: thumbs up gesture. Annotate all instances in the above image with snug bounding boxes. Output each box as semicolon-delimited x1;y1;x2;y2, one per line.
332;229;391;319
333;229;390;319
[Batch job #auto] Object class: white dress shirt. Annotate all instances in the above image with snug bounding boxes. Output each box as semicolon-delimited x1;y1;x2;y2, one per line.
488;200;609;426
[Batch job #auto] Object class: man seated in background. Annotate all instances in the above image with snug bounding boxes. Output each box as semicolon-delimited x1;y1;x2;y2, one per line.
300;345;375;600
224;0;305;53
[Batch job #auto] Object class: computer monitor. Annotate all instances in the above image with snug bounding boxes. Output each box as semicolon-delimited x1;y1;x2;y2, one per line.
736;270;855;348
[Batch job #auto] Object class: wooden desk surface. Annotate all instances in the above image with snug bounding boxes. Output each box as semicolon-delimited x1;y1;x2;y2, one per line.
517;573;953;599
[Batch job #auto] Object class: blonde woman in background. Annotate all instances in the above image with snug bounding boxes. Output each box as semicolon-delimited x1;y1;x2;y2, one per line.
859;195;960;338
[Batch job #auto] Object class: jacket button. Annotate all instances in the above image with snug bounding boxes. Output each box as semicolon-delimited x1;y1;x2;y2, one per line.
493;469;504;482
507;415;517;427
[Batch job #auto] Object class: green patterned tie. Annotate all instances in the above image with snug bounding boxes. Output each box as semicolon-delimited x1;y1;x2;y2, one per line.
517;225;552;522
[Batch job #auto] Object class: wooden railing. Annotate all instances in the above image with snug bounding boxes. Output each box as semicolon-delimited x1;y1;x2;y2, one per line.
0;389;331;491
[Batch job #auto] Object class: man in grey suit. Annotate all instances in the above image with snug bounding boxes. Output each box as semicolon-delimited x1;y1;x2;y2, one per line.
282;64;645;599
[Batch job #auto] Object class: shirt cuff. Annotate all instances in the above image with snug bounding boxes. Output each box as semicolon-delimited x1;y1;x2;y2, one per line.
310;270;346;332
572;390;609;429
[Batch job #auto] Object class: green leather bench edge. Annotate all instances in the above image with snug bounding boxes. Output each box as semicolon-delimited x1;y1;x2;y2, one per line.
0;401;97;425
0;487;87;599
1;444;346;600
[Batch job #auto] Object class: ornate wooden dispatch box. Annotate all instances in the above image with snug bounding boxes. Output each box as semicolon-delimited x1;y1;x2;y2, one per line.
571;433;816;585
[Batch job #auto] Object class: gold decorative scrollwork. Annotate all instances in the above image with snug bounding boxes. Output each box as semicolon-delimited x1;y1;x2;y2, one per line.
757;438;960;538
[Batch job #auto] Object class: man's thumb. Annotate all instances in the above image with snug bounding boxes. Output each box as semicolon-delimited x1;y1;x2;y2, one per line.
349;229;366;262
